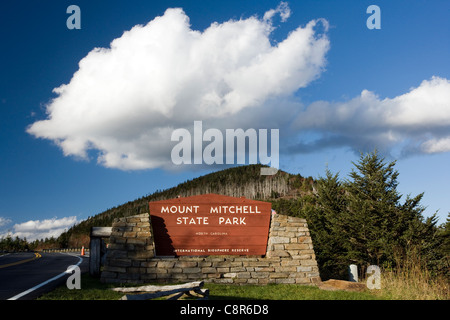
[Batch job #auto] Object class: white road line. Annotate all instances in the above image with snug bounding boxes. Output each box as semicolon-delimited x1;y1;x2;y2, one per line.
7;253;83;300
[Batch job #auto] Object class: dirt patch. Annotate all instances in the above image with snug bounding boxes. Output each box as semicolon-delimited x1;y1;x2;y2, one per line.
318;279;367;292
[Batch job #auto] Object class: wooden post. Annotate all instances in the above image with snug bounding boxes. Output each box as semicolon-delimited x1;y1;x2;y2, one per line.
89;227;112;277
89;237;101;277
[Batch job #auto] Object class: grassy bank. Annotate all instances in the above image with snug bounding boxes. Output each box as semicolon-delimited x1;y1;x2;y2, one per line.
38;274;379;300
38;268;449;300
371;266;449;300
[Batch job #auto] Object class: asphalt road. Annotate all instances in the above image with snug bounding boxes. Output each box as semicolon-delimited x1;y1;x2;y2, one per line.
0;251;88;300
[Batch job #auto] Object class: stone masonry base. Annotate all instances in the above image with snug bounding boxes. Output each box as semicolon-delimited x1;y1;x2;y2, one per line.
100;213;321;285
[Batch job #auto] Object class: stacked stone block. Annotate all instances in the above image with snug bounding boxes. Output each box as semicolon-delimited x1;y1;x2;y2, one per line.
264;214;320;284
100;213;321;285
101;214;155;283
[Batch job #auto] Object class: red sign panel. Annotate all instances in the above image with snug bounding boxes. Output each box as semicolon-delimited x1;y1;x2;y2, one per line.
149;194;272;256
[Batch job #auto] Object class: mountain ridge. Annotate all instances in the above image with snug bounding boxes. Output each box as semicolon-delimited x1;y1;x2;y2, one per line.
58;164;316;248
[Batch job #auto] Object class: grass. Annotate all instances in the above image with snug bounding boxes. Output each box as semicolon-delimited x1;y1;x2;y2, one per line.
38;274;380;300
372;271;449;300
39;270;450;300
39;252;450;301
207;283;379;300
370;266;449;300
37;274;124;300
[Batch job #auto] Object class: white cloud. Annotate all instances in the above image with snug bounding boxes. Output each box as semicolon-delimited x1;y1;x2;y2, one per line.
263;1;291;22
0;217;12;228
291;76;450;157
2;216;79;241
27;4;330;170
27;3;449;168
421;137;450;154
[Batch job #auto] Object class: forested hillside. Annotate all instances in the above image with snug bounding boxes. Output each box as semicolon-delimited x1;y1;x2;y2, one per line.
59;164;313;248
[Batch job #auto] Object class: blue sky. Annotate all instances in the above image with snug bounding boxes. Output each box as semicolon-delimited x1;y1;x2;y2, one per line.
1;0;449;240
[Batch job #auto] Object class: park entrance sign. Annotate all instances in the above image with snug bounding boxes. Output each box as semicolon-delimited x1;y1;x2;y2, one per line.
100;196;321;285
149;194;272;256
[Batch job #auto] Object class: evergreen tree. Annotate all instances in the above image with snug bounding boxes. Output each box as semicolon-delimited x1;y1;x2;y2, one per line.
343;151;402;268
333;150;440;275
308;169;348;279
442;213;450;259
434;212;450;278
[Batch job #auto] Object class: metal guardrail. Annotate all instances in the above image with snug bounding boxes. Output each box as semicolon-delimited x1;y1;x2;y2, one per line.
41;248;89;253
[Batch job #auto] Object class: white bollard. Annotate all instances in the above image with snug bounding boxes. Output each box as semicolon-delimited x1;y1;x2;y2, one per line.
348;264;358;282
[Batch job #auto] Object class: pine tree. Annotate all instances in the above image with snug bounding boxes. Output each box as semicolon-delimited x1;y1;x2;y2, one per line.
308;168;348;279
300;151;444;280
339;150;440;273
343;151;403;268
442;213;450;258
434;212;450;278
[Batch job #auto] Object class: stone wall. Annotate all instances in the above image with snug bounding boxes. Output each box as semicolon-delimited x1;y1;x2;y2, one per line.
100;213;321;285
100;214;155;282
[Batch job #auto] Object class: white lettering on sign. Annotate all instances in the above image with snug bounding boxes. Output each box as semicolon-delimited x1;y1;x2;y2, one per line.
210;206;261;214
176;217;209;225
161;205;261;214
161;205;200;213
219;217;246;225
